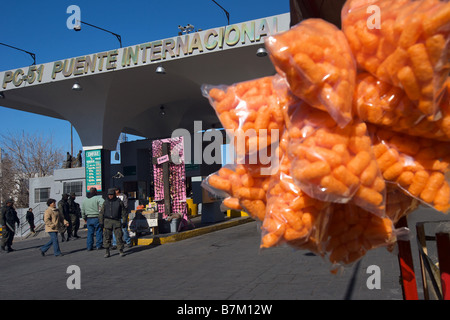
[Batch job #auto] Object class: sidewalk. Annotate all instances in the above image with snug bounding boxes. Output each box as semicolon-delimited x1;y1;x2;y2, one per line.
136;214;254;245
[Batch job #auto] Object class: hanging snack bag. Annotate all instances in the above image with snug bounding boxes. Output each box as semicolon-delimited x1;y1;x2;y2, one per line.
265;18;356;128
322;202;396;270
354;73;450;141
260;155;332;250
342;0;450;120
284;101;386;216
369;124;450;213
201;76;286;159
202;164;273;222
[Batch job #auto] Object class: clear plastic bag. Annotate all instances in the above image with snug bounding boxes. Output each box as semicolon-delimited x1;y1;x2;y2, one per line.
265;18;356;128
321;202;396;271
369;124;450;213
342;0;450;121
202;164;272;222
354;73;450;141
201;76;286;160
284;100;386;216
260;155;332;250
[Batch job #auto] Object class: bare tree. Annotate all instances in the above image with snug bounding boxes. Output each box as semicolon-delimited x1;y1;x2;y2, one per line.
0;130;64;207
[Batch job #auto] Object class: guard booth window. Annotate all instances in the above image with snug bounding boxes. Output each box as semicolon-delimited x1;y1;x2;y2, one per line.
63;181;83;196
35;187;50;203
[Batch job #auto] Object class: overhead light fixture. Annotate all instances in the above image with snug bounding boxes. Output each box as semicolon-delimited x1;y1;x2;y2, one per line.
72;81;82;91
160;105;166;116
256;47;267;57
156;65;166;74
0;92;5;99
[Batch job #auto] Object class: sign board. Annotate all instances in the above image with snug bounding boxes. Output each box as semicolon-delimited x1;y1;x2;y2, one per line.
143;212;158;227
85;149;103;192
0;13;290;91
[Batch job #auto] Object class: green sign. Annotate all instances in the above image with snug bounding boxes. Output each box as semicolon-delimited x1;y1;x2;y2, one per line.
85;149;103;192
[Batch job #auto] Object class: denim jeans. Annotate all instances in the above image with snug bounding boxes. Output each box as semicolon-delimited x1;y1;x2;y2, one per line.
86;217;103;249
113;221;131;245
40;232;62;256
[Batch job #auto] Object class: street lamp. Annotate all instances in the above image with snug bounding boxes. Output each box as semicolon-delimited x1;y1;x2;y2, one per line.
211;0;230;25
74;20;122;48
0;42;36;65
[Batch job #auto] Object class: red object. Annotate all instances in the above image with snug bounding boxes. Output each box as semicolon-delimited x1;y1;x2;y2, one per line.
436;232;450;300
396;217;419;300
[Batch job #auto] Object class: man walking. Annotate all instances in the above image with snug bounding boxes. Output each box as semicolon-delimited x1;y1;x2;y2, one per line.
112;188;132;248
1;198;20;252
68;192;81;239
81;187;105;251
26;208;36;234
58;193;71;242
99;188;127;258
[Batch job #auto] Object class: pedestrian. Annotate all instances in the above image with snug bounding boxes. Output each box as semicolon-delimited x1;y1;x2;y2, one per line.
68;192;81;239
0;198;20;253
99;188;127;258
81;187;105;251
26;208;36;234
40;198;69;257
112;187;132;248
58;193;71;242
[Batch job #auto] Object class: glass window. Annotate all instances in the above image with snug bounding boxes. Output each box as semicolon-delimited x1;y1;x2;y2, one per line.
63;181;83;196
35;187;50;203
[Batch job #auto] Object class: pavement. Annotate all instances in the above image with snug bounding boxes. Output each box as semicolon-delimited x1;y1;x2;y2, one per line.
0;207;448;303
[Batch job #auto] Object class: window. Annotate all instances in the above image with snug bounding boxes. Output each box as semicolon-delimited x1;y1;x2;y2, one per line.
63;181;83;196
35;188;50;203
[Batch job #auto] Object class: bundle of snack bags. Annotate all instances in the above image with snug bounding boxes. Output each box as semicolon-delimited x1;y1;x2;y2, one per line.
201;0;449;272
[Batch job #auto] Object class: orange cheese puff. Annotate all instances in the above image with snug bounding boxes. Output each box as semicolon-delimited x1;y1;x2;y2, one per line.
222;197;242;211
202;76;285;158
342;0;450;120
207;174;231;193
323;203;396;267
369;125;450;213
266;18;356;127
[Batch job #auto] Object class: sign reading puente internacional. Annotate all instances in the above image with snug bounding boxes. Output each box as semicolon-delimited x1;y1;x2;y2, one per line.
1;14;289;90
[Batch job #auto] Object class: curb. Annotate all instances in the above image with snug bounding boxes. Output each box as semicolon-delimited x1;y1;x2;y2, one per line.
136;217;254;246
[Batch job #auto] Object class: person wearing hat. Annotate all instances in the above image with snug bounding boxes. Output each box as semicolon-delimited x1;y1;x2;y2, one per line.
0;198;20;252
99;188;127;257
67;192;81;239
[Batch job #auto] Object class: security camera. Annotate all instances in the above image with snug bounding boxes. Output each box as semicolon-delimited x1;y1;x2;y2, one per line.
178;25;185;31
74;24;81;31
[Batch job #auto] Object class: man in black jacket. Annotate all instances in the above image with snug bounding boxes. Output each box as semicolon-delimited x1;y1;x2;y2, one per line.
58;193;71;242
99;188;127;258
1;198;20;252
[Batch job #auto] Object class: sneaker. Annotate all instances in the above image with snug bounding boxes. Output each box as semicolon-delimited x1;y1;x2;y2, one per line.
104;249;110;258
119;250;125;257
39;249;45;257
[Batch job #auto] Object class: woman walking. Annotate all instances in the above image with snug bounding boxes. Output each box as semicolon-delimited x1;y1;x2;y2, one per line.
40;198;69;257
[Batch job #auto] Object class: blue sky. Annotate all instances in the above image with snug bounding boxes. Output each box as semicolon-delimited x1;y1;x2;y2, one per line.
0;0;289;155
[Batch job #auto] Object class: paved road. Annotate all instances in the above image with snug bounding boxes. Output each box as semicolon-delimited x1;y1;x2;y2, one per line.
0;207;448;301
